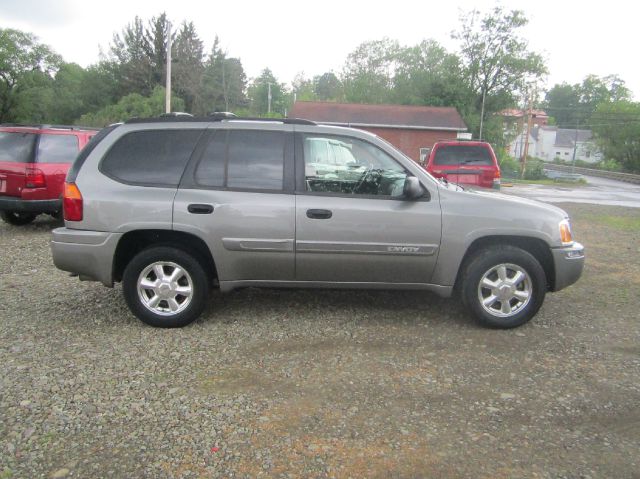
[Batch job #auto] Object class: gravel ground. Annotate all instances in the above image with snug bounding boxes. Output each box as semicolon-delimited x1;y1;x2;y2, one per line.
1;203;639;479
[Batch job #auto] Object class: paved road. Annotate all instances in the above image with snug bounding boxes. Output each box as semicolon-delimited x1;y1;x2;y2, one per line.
504;175;640;208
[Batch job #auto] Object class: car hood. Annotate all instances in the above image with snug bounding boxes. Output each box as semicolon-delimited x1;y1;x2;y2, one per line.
437;184;570;246
462;187;569;219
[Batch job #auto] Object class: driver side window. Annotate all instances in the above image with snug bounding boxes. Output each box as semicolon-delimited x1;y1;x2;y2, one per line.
301;134;408;197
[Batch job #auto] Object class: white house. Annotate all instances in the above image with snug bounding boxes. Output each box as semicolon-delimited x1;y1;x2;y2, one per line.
509;125;602;164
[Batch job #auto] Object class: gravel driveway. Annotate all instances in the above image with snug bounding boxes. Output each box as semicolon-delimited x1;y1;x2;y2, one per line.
1;203;638;478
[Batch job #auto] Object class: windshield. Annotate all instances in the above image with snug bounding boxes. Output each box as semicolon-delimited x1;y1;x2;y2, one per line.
434;145;493;165
0;131;37;163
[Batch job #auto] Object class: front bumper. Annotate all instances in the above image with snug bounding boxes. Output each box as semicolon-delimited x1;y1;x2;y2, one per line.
0;196;60;214
551;242;585;291
51;227;122;287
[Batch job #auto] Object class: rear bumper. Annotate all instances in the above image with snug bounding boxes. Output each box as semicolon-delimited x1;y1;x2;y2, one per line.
551;242;585;291
0;197;60;214
51;227;122;287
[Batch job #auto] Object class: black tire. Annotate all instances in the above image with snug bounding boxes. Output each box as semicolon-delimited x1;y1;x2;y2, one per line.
122;246;209;328
1;211;36;226
461;245;546;328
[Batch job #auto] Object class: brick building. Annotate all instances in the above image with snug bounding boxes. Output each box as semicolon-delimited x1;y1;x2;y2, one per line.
289;101;468;163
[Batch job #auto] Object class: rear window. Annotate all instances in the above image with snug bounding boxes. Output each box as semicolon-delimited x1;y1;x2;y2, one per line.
37;134;79;163
0;131;37;163
101;129;203;187
433;145;494;166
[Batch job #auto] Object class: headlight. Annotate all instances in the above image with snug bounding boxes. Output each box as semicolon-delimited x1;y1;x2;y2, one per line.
559;219;573;245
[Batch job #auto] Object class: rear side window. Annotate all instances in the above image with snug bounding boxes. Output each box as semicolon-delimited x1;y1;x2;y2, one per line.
194;130;285;191
37;134;79;163
0;131;36;163
227;130;284;190
433;145;494;166
101;129;203;187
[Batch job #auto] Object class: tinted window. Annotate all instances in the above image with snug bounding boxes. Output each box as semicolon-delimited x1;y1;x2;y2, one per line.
194;131;226;187
433;145;493;166
37;134;79;163
227;130;284;190
0;131;36;163
67;125;117;182
101;129;203;186
303;134;408;197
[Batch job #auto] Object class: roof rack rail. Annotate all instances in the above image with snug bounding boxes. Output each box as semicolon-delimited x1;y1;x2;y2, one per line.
0;123;100;131
124;116;316;125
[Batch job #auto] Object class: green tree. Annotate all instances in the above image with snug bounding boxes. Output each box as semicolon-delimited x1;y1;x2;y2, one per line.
342;38;399;103
197;37;247;115
314;72;342;101
0;28;61;122
545;75;631;127
247;68;286;116
591;100;640;173
453;6;547;138
392;40;472;109
109;13;173;97
172;21;204;113
78;86;184;127
291;73;316;102
77;62;120;115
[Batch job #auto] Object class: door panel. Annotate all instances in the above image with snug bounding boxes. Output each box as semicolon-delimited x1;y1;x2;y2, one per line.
173;190;295;281
295;195;441;283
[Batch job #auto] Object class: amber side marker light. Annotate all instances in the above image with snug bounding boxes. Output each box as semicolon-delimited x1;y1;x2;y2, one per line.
559;219;573;244
63;182;83;221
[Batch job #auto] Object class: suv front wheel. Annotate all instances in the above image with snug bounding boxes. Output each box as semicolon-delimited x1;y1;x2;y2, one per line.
122;246;209;327
461;245;546;328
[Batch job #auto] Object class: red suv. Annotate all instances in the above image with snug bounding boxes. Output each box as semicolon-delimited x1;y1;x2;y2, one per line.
0;124;97;225
425;140;500;190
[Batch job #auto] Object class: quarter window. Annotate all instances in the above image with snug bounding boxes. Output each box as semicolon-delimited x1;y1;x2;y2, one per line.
101;129;203;187
302;134;408;197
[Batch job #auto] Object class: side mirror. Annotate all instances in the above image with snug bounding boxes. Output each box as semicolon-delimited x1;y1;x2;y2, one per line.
403;176;423;200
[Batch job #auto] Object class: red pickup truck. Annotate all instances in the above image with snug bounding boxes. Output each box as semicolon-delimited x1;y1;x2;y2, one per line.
0;124;97;225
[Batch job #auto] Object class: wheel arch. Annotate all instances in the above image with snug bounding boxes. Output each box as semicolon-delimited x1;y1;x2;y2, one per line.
453;235;555;293
113;229;218;284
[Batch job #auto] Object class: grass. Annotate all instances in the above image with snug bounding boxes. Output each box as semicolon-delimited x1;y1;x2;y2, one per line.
586;215;640;232
502;178;588;186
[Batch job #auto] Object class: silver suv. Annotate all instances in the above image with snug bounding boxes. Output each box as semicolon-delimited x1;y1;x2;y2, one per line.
51;116;584;328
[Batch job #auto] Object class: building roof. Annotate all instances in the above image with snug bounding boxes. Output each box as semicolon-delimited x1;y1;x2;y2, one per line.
289;101;467;131
555;129;593;148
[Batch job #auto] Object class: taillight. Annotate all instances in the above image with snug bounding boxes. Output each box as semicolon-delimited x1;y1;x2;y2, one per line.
63;182;83;221
494;169;501;178
25;167;46;188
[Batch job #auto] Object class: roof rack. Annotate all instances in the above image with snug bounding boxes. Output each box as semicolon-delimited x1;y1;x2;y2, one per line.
0;123;100;131
124;115;316;125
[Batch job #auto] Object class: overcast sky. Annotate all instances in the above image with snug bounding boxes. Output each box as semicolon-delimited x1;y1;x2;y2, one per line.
1;0;638;100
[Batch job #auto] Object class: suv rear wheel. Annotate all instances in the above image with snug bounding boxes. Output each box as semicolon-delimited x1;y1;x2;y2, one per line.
461;245;546;328
122;246;209;328
1;211;36;226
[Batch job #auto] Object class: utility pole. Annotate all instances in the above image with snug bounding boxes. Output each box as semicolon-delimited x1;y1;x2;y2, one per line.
479;87;486;140
571;121;579;174
267;83;272;115
165;21;172;114
520;92;533;179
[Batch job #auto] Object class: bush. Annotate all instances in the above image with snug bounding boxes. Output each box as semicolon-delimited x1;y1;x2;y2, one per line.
498;155;520;178
523;158;546;180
